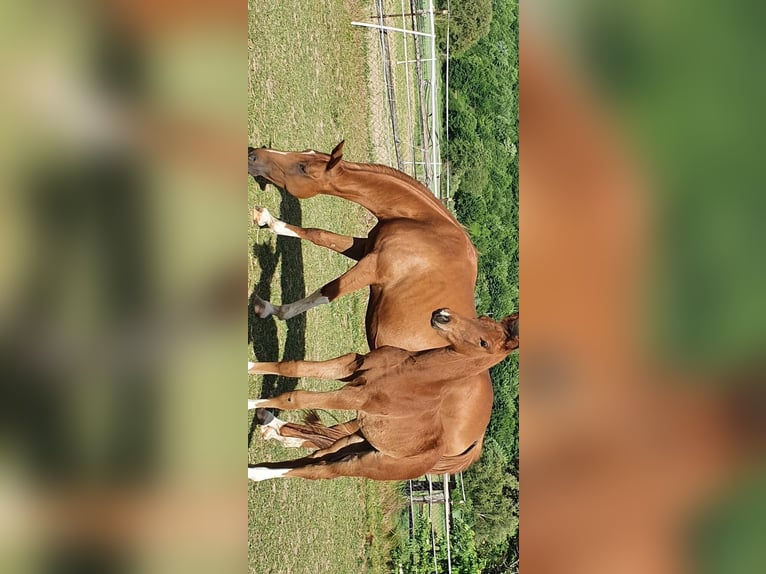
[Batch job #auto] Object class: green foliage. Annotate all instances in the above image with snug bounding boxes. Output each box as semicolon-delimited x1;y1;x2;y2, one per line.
694;470;766;574
486;358;518;461
463;439;519;549
449;512;486;574
437;0;493;56
393;512;435;574
443;0;519;570
446;0;518;191
392;510;486;574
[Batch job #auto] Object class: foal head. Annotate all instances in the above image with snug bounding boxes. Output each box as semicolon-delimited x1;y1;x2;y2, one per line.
247;141;345;198
431;308;519;369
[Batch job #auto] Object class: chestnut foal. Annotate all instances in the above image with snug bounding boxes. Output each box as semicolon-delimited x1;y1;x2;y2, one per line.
247;309;518;481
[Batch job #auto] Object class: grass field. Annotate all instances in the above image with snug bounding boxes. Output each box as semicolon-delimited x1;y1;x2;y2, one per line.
248;1;403;572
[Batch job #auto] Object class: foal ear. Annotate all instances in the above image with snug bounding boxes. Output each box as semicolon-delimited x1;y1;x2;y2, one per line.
502;313;519;349
327;140;345;171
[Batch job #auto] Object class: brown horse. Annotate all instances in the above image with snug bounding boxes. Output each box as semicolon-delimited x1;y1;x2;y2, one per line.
247;309;519;480
248;142;506;473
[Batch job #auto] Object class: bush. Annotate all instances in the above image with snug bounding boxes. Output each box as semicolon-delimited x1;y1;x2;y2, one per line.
443;1;519;570
437;0;493;56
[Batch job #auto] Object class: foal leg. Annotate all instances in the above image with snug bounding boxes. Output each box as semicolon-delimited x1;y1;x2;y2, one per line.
249;385;365;412
248;352;363;380
249;449;439;481
253;253;378;320
253;207;367;261
248;437;373;482
247;347;408;384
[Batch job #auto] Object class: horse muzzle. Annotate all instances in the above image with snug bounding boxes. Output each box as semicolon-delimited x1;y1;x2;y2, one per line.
248;147;268;178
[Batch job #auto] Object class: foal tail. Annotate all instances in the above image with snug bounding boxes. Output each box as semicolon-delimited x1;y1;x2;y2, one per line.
429;435;485;475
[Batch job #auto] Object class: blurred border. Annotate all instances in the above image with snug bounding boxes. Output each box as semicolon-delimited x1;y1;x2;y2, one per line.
1;1;246;572
521;2;766;573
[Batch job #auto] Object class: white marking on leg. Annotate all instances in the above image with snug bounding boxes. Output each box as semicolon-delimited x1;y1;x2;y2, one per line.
254;206;300;238
277;289;330;320
271;219;299;238
248;399;268;410
248;467;289;481
248;361;256;371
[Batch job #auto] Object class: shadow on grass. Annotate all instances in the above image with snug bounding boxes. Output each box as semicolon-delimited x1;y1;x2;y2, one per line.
248;188;307;446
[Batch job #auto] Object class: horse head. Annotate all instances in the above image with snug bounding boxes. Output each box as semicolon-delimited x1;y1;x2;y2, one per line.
431;308;519;369
247;141;345;198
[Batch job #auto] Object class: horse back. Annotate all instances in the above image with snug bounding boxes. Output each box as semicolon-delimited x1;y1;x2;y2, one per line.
364;218;478;351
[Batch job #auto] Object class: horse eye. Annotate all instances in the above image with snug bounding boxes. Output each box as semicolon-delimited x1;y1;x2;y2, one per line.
480;339;488;348
298;163;307;173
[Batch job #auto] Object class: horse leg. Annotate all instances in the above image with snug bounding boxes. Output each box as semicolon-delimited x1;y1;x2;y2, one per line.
253;253;378;320
249;385;366;412
253;206;367;261
248;352;363;379
305;432;366;457
248;448;439;481
247;346;409;380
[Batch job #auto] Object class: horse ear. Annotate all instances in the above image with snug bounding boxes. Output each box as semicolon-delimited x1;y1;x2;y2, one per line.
502;313;519;349
326;140;345;171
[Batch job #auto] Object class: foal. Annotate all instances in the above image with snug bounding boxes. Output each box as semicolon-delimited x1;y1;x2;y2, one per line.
247;309;519;481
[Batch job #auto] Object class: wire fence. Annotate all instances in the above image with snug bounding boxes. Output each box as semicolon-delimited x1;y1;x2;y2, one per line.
354;4;456;571
354;0;447;202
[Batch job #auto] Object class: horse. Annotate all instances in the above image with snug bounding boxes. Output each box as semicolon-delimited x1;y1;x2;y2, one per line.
248;141;510;473
247;309;519;480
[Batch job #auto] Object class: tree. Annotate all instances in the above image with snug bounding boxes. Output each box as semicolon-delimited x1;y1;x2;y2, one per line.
463;439;519;548
437;0;493;56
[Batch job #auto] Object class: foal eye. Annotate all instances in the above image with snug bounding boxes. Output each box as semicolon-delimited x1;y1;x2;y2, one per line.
480;339;488;348
298;163;307;173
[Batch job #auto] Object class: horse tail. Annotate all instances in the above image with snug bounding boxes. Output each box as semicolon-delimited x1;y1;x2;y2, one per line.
278;412;360;450
428;435;485;475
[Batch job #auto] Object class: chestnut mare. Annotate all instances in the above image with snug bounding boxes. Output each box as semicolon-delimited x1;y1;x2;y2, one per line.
247;309;519;480
248;142;511;473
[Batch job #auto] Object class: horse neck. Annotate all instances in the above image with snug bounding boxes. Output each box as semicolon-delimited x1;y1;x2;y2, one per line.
327;164;457;224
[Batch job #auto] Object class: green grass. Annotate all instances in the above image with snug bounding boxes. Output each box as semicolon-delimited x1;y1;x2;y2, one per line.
248;1;402;573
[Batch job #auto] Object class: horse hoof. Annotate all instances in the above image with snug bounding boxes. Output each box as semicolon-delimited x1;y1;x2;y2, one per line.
254;407;275;425
252;206;272;228
253;295;277;319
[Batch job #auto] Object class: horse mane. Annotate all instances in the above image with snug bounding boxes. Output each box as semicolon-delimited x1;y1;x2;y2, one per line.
428;435;485;474
342;161;462;226
344;161;431;193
